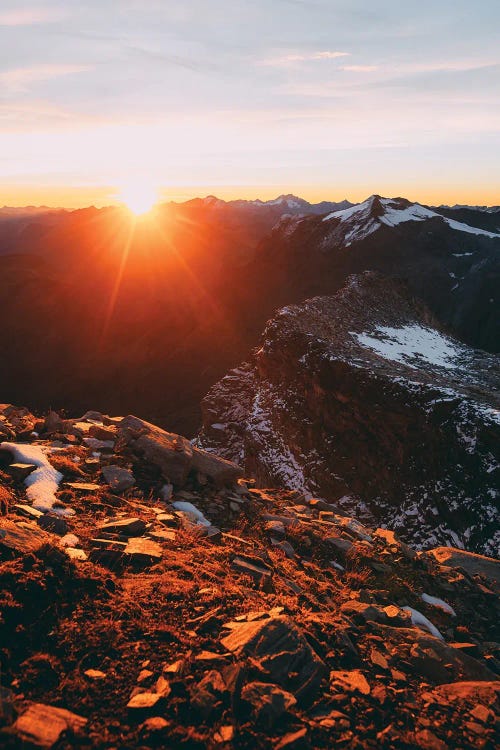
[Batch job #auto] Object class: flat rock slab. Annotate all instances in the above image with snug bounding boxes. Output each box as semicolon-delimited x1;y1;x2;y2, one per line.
125;538;163;567
101;465;136;493
425;547;500;593
99;517;146;537
156;513;176;527
90;538;128;550
330;669;371;695
326;536;354;556
88;424;116;441
12;702;87;748
232;554;273;579
12;503;44;520
64;547;88;561
221;615;327;703
0;518;53;557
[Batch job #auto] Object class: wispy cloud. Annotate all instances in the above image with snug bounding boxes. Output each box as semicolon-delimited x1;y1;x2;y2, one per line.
340;65;378;72
262;50;350;66
0;8;65;26
0;64;92;93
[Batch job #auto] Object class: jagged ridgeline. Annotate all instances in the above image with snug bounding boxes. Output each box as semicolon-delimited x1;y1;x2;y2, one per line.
0;404;499;748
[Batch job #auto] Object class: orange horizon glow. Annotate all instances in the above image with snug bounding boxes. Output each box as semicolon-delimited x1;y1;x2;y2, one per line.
0;183;499;210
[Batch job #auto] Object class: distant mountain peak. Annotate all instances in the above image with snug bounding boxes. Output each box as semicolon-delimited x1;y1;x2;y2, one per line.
322;195;500;246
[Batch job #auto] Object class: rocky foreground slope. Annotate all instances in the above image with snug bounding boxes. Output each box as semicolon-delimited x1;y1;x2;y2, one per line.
0;403;499;749
199;273;500;557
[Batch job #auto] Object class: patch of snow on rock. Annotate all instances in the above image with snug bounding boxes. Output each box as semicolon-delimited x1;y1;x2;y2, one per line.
353;324;460;370
0;441;70;515
172;501;211;527
421;593;456;616
402;606;444;640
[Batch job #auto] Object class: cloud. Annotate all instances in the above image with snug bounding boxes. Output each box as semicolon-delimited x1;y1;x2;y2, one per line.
0;64;92;93
0;8;65;26
262;50;350;66
340;65;378;72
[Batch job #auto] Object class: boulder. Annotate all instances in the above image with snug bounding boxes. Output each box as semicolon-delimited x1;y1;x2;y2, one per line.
101;465;136;493
241;681;296;728
191;446;243;487
0;519;53;558
221;616;327;703
190;669;227;719
372;624;497;683
424;547;500;594
37;514;68;535
11;702;87;748
43;411;64;435
118;415;242;486
118;416;193;484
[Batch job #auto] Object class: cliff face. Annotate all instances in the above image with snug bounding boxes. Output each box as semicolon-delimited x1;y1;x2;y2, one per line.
199;273;500;556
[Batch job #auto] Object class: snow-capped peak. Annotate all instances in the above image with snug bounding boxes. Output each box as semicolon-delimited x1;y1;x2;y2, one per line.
323;195;500;246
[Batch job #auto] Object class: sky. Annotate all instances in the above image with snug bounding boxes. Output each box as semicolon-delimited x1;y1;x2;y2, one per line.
1;0;499;207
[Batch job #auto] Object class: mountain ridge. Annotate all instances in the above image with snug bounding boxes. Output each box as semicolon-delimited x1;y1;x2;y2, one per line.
198;272;499;556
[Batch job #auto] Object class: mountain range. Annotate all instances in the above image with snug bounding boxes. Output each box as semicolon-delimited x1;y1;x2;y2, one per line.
0;193;498;436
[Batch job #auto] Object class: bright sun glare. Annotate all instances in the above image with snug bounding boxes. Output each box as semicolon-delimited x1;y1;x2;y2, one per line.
119;182;158;215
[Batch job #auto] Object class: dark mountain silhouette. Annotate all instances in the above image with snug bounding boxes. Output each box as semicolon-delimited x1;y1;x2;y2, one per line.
0;194;498;434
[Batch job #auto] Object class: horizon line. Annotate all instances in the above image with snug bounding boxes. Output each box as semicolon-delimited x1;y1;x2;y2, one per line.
1;190;500;212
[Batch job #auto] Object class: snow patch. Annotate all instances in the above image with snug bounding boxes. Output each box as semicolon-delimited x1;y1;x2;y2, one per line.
421;593;456;616
172;501;211;527
0;441;71;516
353;324;460;370
402;606;444;640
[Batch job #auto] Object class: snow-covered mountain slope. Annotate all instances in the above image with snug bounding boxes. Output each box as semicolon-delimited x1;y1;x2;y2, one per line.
198;272;500;556
248;195;500;354
322;196;500;246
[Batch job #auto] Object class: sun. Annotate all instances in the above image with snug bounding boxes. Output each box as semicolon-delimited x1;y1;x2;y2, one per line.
119;182;158;215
